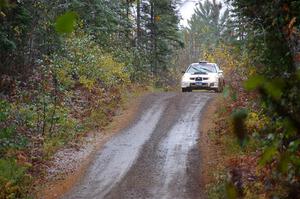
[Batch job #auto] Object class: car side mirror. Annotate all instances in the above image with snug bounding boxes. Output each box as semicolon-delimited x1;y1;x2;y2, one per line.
182;71;185;74
218;70;223;74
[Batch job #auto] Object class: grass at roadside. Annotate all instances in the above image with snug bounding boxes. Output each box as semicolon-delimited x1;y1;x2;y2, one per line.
34;84;152;199
203;96;261;199
0;83;150;199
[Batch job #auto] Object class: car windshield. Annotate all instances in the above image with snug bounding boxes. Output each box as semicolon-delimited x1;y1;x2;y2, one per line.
187;63;216;74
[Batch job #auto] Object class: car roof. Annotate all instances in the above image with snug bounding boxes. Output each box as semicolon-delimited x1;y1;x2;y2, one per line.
191;62;216;65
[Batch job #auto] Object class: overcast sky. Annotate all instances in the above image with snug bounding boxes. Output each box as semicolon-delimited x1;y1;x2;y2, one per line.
179;0;198;27
179;0;225;27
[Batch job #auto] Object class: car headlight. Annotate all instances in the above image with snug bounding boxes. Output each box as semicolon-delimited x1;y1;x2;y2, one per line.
181;74;191;87
181;74;190;82
209;75;218;82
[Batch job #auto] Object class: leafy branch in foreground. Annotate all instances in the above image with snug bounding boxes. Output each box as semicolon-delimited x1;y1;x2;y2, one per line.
226;0;300;198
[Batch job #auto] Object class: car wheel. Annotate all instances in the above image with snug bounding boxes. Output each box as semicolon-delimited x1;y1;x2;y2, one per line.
185;87;192;92
215;83;223;93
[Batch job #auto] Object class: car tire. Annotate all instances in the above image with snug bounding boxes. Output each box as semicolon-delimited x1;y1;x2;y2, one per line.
182;87;192;92
215;83;223;93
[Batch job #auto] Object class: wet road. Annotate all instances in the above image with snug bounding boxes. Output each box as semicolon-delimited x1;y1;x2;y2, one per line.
63;92;214;199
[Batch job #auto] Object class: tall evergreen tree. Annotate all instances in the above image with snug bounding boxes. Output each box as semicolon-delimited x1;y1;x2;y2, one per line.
187;0;229;57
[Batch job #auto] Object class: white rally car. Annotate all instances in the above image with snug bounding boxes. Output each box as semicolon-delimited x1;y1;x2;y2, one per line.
181;61;225;92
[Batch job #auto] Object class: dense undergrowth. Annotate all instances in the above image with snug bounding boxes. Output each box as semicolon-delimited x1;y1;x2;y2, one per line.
206;84;264;199
206;58;300;199
0;0;182;197
196;1;300;198
1;0;299;198
0;30;140;198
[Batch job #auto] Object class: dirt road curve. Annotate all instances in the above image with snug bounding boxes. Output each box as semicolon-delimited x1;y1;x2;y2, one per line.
63;92;214;199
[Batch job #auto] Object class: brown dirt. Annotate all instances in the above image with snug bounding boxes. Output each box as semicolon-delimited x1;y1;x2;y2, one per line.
37;91;217;199
198;96;223;197
36;92;146;199
63;92;215;199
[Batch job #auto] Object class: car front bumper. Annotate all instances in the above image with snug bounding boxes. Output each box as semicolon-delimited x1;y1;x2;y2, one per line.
181;81;219;89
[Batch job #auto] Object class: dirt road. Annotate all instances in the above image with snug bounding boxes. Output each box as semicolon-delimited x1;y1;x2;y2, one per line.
63;92;214;199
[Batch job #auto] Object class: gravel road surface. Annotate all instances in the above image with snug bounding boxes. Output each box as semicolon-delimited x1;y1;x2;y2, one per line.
63;92;214;199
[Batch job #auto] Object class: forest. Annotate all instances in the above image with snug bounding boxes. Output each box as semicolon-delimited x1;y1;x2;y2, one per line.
0;0;183;197
0;0;300;198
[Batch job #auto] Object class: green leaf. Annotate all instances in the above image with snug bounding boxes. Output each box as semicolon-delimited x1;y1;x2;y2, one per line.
297;70;300;80
0;0;10;9
288;140;300;152
278;153;291;174
0;159;27;182
231;109;248;147
291;155;300;167
264;79;284;100
226;182;237;199
0;99;10;122
55;11;78;34
231;91;238;101
243;75;265;91
283;119;297;138
222;85;229;98
232;108;248;119
0;127;15;139
244;76;284;99
259;145;278;166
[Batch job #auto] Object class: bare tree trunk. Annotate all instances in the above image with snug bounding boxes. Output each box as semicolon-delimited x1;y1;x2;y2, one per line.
126;0;130;41
136;0;141;47
150;0;157;75
293;32;300;69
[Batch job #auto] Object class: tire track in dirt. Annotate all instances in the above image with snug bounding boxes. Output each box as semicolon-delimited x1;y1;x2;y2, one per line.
62;92;215;199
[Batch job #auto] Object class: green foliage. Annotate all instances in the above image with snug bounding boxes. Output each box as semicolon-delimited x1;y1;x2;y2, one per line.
0;0;182;197
207;171;227;199
52;30;130;90
0;100;28;154
244;76;285;100
188;0;230;49
180;0;230;62
0;99;10;122
55;11;78;34
226;182;238;199
243;75;265;91
258;144;278;166
231;109;248;147
0;159;31;199
245;112;269;133
0;0;10;9
227;0;300;197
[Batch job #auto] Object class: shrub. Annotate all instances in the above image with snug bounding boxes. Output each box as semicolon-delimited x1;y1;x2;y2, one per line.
0;159;31;199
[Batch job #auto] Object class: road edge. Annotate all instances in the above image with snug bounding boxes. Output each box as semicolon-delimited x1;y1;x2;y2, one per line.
198;95;220;199
36;92;149;199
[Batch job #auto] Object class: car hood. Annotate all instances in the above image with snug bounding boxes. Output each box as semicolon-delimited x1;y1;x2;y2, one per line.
184;72;217;78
